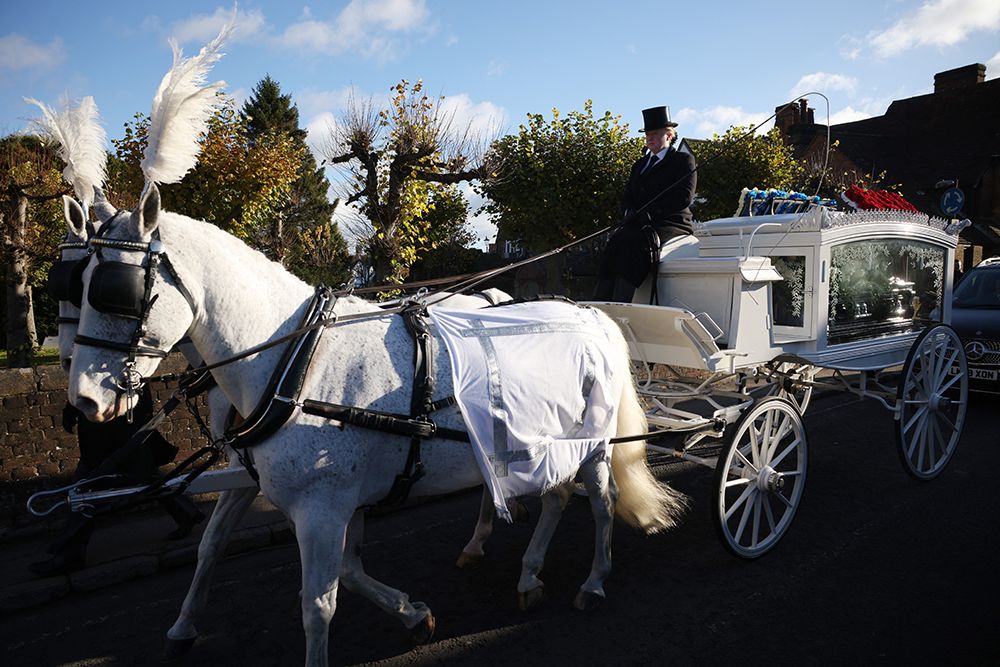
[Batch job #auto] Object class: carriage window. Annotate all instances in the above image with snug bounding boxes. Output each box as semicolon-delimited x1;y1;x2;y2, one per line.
771;256;806;328
828;239;945;345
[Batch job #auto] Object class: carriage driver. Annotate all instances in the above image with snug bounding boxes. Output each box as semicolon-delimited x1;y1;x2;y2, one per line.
593;105;697;303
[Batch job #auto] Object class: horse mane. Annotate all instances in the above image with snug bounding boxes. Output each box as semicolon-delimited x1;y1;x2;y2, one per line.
141;20;233;185
24;96;107;209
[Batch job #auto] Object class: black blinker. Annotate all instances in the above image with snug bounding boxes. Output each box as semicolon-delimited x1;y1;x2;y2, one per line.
88;261;146;318
46;260;86;308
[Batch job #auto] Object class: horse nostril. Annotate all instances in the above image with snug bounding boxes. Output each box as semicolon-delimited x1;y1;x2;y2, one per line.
74;396;100;422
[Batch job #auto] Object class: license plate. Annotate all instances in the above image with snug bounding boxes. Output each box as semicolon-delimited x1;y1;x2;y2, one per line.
970;368;998;381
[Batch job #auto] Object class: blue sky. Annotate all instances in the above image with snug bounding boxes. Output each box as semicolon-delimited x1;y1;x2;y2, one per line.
2;0;999;246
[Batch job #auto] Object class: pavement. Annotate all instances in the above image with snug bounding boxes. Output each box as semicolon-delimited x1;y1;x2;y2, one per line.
0;493;291;615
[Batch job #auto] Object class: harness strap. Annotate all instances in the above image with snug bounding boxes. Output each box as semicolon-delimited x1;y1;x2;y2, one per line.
225;286;337;448
73;335;170;358
376;308;434;506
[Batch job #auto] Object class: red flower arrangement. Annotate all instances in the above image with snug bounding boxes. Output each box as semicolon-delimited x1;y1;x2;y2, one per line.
841;184;919;212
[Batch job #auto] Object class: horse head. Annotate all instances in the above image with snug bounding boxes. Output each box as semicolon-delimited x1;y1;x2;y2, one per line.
69;184;197;422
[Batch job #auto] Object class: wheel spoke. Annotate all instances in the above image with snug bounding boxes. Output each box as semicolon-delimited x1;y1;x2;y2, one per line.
763;493;777;533
734;447;758;474
773;490;794;509
929;413;946;467
724;484;755;521
733;489;756;543
764;413;793;463
938;371;962;393
751;494;762;549
725;477;752;488
936;410;958;436
748;423;762;468
916;415;928;471
770;437;803;468
901;405;928;435
906;413;928;459
927;339;947;390
931;346;960;388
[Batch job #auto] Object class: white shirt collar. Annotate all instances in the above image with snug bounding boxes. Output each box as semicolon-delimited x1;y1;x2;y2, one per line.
648;146;670;161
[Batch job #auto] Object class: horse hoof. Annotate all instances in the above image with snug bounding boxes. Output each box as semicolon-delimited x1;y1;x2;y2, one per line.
511;500;529;524
161;636;196;661
409;610;436;645
517;584;545;611
573;589;604;612
455;551;483;569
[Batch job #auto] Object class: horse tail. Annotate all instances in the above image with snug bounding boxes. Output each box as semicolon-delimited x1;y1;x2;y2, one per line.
611;378;688;533
608;342;688;534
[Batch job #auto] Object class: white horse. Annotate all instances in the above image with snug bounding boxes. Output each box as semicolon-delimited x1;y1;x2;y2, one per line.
66;186;682;665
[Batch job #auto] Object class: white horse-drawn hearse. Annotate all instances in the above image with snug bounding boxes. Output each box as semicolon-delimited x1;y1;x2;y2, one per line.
592;202;969;558
25;23;969;667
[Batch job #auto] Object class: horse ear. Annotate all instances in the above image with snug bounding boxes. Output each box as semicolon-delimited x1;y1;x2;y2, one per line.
63;195;87;238
137;183;161;236
93;186;117;223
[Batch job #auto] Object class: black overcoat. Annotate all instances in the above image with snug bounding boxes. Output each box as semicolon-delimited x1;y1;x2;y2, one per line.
598;148;697;287
621;148;697;235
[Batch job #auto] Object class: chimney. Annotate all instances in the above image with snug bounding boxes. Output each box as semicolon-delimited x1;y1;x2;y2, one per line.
799;99;814;124
934;64;985;94
775;101;800;137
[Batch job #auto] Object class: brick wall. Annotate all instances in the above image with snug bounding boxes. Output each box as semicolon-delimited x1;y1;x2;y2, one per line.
0;354;214;529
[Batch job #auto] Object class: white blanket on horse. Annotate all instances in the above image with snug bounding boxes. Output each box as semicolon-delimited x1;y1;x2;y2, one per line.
429;300;624;521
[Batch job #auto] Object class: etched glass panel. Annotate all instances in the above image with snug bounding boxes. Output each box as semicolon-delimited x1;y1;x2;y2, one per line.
772;256;806;328
828;239;945;345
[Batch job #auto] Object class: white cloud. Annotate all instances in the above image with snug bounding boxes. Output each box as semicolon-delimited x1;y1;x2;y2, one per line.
445;34;458;47
674;105;772;139
169;6;267;44
304;111;339;164
828;106;873;125
789;72;858;100
987;50;1000;79
460;182;496;249
279;0;429;57
0;34;64;70
868;0;1000;58
297;87;358;118
438;94;507;139
487;59;506;76
229;86;249;110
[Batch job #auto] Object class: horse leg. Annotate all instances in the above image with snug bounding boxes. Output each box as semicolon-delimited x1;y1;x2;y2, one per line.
164;486;258;658
457;488;531;569
340;510;435;644
295;504;352;667
574;453;618;612
516;484;572;611
456;488;496;569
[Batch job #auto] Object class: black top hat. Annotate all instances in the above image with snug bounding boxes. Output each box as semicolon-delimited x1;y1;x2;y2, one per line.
640;106;677;132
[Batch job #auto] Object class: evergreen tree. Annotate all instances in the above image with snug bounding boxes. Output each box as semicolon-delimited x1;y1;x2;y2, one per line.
240;76;348;285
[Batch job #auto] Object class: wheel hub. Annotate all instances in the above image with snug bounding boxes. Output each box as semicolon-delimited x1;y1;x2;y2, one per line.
757;465;784;493
928;393;949;412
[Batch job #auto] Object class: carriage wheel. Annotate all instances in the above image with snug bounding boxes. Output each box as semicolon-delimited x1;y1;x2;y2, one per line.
766;362;816;414
895;324;968;481
713;397;808;559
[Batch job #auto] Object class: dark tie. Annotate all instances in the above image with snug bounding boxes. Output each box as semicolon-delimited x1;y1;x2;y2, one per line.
641;154;658;175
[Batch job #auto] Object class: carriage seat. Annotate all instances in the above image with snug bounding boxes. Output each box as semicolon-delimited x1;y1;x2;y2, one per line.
633;234;700;304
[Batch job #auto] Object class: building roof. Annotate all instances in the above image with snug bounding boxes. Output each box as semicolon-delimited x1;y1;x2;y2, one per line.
783;64;1000;250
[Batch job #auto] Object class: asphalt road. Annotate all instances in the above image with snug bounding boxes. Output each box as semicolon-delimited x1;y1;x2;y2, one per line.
2;391;998;667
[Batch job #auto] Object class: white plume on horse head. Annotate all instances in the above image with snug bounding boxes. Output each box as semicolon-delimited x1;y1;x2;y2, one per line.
141;19;234;186
24;96;108;210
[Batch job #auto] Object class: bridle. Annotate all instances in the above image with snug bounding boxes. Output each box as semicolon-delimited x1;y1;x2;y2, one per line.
59;212;198;418
46;220;97;326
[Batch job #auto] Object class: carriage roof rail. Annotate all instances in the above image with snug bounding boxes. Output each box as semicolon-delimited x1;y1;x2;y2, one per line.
977;257;1000;267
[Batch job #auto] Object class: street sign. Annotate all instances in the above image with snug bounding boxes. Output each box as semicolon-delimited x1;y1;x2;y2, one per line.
940;187;964;216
